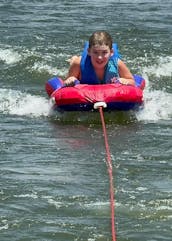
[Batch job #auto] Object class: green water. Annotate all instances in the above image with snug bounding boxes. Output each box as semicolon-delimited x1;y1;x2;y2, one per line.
0;1;172;240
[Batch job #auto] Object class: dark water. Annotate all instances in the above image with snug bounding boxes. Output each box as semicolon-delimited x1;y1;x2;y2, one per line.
0;1;172;240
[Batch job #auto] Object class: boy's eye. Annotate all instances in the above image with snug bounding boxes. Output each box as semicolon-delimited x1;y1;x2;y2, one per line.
93;51;98;55
93;51;108;56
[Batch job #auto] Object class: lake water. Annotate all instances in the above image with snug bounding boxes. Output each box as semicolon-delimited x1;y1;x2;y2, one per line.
0;0;172;240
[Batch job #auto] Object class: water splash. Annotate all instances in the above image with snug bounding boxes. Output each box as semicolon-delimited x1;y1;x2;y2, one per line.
136;56;172;122
30;61;67;76
0;48;21;64
136;89;172;122
1;86;172;122
142;56;172;78
0;45;68;78
0;88;51;117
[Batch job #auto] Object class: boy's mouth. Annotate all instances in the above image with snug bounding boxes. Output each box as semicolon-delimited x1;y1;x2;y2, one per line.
96;60;104;64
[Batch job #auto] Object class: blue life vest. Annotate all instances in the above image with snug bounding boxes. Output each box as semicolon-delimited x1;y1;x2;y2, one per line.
80;42;121;84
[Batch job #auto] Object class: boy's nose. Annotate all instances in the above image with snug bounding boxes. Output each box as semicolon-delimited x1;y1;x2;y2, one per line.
98;55;103;59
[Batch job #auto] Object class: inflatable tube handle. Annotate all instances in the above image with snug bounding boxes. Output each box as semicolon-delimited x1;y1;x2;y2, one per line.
63;79;80;87
46;77;80;96
94;102;107;109
45;76;63;96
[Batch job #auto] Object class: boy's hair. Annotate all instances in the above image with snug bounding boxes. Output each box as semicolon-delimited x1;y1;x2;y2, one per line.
88;31;113;49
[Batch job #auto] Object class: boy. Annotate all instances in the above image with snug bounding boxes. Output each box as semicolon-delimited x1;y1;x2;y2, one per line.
64;31;135;86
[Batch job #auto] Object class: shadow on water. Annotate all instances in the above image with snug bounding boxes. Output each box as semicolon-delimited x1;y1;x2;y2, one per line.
48;110;138;126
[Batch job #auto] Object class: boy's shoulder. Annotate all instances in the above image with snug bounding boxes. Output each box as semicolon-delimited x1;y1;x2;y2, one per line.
69;55;81;66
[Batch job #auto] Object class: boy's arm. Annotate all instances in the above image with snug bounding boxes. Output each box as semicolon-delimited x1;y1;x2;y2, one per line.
118;59;135;85
64;56;81;86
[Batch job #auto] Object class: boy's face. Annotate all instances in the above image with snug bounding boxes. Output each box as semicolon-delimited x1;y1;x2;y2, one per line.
88;44;113;69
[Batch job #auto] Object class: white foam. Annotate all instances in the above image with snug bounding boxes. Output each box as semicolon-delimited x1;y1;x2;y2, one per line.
136;55;172;122
136;89;172;122
31;62;58;75
0;88;51;117
0;223;9;231
0;48;22;64
0;45;69;78
13;193;38;199
84;200;109;209
30;61;67;76
142;56;172;77
48;199;63;209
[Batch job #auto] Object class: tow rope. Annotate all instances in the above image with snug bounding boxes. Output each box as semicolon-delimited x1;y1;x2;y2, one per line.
94;102;117;241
